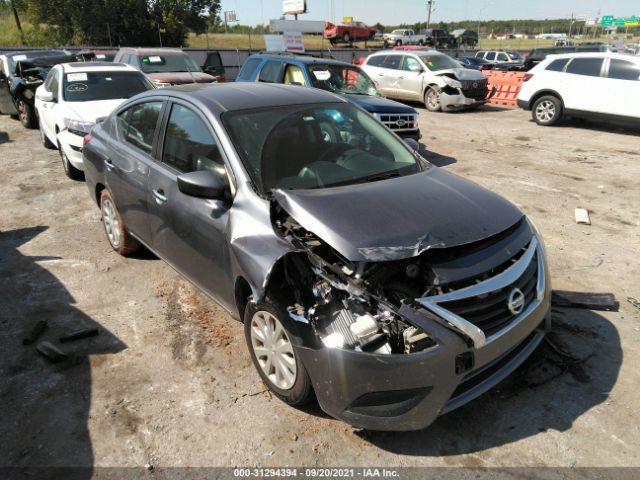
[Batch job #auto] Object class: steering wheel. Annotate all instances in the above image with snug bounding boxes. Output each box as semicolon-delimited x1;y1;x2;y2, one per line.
317;143;351;163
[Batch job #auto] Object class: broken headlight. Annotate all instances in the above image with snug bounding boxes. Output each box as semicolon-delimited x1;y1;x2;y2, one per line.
63;118;94;137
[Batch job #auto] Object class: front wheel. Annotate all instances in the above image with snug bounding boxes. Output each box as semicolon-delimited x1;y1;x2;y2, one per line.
58;143;84;180
40;124;55;149
532;95;562;126
424;86;442;112
16;99;37;129
395;40;402;46
244;300;313;405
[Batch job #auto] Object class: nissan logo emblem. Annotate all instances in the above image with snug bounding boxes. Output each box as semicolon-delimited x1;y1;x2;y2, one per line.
507;288;525;315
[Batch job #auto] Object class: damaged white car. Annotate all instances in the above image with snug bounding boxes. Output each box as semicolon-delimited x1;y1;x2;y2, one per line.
83;83;550;431
362;50;494;112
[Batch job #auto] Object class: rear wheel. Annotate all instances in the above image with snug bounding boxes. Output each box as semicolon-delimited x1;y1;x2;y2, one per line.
424;86;442;112
532;95;562;126
100;189;140;255
418;39;425;46
342;32;350;43
244;300;313;405
16;99;37;129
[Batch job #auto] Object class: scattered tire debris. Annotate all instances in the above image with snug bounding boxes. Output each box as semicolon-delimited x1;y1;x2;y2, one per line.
36;342;68;363
552;290;619;311
59;326;99;343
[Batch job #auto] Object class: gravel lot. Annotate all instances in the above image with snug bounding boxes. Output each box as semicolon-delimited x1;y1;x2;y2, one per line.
1;105;639;474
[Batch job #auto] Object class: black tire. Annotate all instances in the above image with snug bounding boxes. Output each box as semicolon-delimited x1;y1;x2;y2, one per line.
424;86;442;112
418;39;425;46
99;189;140;256
342;32;350;43
58;142;84;181
531;95;563;126
244;299;314;406
395;39;402;46
40;124;55;149
16;98;37;129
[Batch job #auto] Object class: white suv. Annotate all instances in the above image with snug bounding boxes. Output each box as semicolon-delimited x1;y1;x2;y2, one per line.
518;52;640;126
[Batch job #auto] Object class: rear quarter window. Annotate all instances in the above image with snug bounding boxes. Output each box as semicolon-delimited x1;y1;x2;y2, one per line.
238;57;261;80
608;59;640;81
546;58;570;72
366;56;385;67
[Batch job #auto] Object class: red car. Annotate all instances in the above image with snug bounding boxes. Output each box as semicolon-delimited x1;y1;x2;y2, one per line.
324;21;377;44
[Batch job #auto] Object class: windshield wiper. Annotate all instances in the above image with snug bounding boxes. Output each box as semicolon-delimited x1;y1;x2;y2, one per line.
361;171;401;183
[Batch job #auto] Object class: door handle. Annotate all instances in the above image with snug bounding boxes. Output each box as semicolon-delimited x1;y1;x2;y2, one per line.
152;189;167;205
104;158;115;171
377;73;384;76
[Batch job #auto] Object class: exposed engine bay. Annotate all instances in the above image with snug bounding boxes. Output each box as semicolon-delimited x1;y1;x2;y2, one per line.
272;204;438;355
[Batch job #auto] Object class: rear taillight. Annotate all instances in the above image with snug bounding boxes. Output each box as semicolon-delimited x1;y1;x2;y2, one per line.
523;73;534;82
83;133;93;146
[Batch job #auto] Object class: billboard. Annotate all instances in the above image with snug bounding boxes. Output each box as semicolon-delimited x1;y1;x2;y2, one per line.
283;0;307;15
264;32;305;53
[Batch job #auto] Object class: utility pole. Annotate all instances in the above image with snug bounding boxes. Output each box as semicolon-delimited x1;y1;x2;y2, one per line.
426;0;434;29
568;12;575;38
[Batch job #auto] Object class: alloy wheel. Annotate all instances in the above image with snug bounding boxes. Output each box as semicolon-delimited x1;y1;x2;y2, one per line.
427;89;440;109
535;100;556;122
250;310;296;390
102;198;121;248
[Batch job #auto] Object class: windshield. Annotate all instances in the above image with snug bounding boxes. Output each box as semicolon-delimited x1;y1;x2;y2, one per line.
139;54;201;73
418;54;461;71
7;50;67;74
63;71;155;102
307;64;378;96
223;104;426;193
392;30;404;34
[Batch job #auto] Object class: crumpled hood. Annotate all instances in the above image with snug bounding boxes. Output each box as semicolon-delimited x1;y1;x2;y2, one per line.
147;71;215;84
344;94;417;114
65;99;126;123
437;67;487;81
273;168;524;262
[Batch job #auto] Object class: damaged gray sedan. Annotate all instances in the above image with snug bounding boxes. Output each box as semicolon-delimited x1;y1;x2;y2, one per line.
83;83;551;431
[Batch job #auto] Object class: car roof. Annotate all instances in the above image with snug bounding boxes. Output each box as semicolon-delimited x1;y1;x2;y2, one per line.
545;52;631;60
60;62;138;73
117;47;184;55
249;53;353;67
370;49;445;56
136;82;347;114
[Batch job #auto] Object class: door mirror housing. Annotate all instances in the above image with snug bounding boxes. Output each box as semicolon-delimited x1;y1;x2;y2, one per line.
177;169;226;199
403;138;420;152
37;90;54;102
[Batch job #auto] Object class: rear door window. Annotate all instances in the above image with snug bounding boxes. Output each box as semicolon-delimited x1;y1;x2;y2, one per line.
366;55;386;67
116;101;163;155
237;58;261;80
566;58;603;77
546;58;570;72
485;52;496;61
258;61;284;83
402;56;422;72
608;59;640;81
381;55;402;70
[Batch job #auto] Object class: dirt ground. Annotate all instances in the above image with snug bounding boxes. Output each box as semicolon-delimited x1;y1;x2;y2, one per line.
1;105;639;475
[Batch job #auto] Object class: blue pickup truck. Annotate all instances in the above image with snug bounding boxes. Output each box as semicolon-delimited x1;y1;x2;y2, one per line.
235;53;421;141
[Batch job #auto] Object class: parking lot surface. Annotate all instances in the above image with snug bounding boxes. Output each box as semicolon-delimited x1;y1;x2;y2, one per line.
1;106;639;469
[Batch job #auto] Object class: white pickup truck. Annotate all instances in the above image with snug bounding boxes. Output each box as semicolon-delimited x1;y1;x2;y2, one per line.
383;29;427;47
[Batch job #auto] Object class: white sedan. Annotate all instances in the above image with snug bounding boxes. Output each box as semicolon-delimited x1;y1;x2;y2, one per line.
35;62;154;179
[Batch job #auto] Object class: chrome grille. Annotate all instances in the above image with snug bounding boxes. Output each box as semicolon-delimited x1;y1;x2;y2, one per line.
373;113;418;132
418;237;544;348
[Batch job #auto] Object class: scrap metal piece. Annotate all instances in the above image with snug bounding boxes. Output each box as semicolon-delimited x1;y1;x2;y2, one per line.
59;326;99;343
552;290;619;312
575;208;591;225
36;342;68;363
22;320;47;345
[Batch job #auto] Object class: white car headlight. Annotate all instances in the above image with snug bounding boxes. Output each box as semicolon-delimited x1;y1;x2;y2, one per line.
63;118;95;136
441;76;462;89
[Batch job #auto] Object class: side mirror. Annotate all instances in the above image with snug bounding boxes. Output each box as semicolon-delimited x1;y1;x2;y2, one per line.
177;169;226;199
404;138;420;152
37;90;54;102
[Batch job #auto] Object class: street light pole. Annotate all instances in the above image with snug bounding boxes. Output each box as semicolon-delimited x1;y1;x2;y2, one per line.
426;0;434;29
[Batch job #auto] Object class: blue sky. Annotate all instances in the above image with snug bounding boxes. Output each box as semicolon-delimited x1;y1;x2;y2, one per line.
220;0;639;26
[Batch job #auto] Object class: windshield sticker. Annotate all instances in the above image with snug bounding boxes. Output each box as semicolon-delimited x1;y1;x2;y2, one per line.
12;54;27;62
67;73;88;82
96;54;106;59
313;70;331;81
148;56;162;63
66;83;88;92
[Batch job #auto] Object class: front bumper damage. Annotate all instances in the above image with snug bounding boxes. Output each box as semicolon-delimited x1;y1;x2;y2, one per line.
57;130;85;170
290;234;551;431
439;85;497;112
